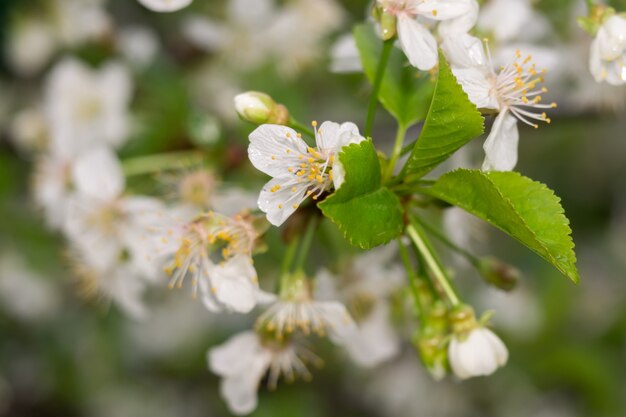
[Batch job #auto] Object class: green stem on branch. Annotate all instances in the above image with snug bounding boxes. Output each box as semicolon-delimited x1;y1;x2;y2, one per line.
406;222;460;307
384;123;407;182
412;215;481;268
280;236;300;276
122;150;204;177
365;39;394;138
292;216;319;273
398;238;424;317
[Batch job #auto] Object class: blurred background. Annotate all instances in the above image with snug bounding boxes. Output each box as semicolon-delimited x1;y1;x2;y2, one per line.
0;0;625;416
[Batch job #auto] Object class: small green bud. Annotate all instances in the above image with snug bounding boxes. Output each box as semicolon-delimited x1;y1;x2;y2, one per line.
414;330;448;380
477;257;520;292
379;12;397;41
234;91;289;125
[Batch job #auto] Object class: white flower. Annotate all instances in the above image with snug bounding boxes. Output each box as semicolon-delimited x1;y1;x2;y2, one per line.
315;245;405;367
448;326;508;379
137;0;192;12
183;0;342;77
590;15;626;85
477;0;549;43
330;34;363;74
7;18;56;76
208;331;322;415
64;147;165;279
51;0;111;47
256;275;356;342
33;154;75;229
44;58;132;157
376;0;472;70
161;211;261;313
451;41;556;171
248;121;365;226
117;26;160;68
70;253;152;320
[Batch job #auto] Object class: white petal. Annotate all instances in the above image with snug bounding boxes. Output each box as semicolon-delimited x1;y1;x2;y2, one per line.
331;159;346;190
438;0;479;36
344;303;400;368
318;301;357;344
220;376;260;416
397;15;438;71
208;255;259;313
257;177;308;227
451;66;497;109
441;33;486;69
137;0;192;12
448;327;508;379
482;111;519;172
71;147;124;200
208;331;261;376
482;328;509;366
248;124;309;177
315;121;364;152
415;0;472;21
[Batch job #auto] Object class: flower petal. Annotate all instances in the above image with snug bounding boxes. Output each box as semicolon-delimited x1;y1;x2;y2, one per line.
482;111;519;172
452;66;497;109
416;0;472;21
397;14;438;71
257;177;308;226
208;255;259;313
71;147;124;200
248;124;309;177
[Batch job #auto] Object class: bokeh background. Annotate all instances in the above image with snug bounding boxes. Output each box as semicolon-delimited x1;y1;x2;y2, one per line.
0;0;625;416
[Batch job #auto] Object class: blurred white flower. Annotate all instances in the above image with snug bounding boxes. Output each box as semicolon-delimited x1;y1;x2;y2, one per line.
33;154;74;229
9;107;48;154
6;18;56;76
51;0;111;47
256;275;356;342
64;147;165;280
0;254;61;322
161;211;261;313
208;331;322;415
44;58;132;157
183;0;342;76
590;15;626;85
451;41;556;171
376;0;472;70
448;326;508;379
316;245;405;367
138;0;193;12
330;34;363;73
248;121;365;226
117;26;160;69
477;0;550;43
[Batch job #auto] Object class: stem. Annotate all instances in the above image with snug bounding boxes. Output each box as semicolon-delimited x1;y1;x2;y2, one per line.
398;238;424;317
288;118;315;139
412;215;481;268
383;123;407;182
406;223;460;307
292;216;319;273
365;39;394;138
280;236;300;276
122;150;203;177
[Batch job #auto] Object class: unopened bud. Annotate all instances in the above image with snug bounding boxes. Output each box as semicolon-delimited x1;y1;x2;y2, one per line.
477;257;520;292
414;329;447;380
234;91;289;125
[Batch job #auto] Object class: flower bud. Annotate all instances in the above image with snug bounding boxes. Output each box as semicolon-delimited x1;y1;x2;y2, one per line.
447;305;508;379
234;91;289;125
414;330;447;380
477;257;519;292
372;5;397;40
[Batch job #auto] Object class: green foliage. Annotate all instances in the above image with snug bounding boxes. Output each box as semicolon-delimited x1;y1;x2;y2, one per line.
353;23;433;129
319;140;404;249
426;169;579;283
402;53;484;179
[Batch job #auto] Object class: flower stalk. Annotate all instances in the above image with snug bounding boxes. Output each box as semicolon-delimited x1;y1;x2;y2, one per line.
364;38;394;138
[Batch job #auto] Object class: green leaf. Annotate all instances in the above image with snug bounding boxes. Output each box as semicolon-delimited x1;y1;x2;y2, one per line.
402;53;484;179
353;23;434;128
426;169;579;283
319;140;404;249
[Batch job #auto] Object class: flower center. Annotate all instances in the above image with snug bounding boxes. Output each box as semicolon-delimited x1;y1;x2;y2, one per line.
493;49;557;128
